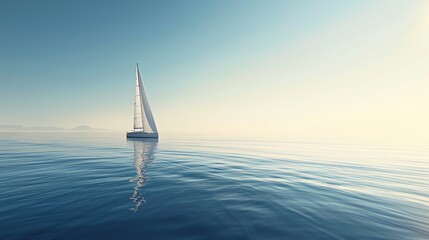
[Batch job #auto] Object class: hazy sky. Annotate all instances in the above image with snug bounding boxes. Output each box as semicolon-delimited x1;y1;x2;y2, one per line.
1;0;428;143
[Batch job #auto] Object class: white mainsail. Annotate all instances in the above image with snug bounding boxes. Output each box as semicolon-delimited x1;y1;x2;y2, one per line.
133;67;143;130
133;64;158;133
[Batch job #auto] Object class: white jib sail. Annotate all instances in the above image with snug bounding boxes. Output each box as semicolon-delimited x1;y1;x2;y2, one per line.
134;64;158;133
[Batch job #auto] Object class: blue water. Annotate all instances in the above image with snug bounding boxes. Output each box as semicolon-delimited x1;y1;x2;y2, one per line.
0;133;427;240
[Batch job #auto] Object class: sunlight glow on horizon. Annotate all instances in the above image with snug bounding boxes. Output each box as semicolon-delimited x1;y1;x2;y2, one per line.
153;0;429;144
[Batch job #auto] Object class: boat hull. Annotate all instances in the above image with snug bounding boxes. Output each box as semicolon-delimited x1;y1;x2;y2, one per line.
126;132;158;138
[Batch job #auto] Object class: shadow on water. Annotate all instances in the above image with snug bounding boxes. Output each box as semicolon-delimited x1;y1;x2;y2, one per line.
127;138;158;212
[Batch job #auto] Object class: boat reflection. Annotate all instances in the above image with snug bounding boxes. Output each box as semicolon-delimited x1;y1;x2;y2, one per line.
127;138;158;212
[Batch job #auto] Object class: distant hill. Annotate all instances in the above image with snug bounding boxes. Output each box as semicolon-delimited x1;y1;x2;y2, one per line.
0;124;107;132
70;125;106;132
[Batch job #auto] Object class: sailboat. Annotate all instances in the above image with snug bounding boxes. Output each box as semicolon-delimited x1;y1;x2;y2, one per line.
126;64;159;138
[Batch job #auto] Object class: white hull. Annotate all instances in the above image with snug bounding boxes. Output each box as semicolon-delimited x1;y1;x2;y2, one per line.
126;132;158;138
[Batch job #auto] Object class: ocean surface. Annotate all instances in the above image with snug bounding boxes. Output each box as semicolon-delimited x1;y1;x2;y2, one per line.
0;132;427;240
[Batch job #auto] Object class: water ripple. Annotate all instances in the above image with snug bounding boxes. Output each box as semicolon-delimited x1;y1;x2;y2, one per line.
0;133;428;240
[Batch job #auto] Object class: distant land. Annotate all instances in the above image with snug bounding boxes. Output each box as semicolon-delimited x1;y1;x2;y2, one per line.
0;124;107;132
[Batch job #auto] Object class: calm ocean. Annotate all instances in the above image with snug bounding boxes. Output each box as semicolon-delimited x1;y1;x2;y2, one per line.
0;133;427;240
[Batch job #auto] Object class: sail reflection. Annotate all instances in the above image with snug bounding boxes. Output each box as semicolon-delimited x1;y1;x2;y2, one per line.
128;138;158;212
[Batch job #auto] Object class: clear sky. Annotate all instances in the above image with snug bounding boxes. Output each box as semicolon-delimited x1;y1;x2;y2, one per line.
1;0;428;143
